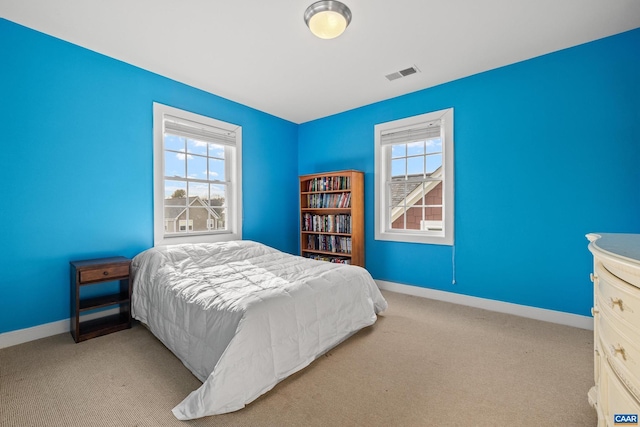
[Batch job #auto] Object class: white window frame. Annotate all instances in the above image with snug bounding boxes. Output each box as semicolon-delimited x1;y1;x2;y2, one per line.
153;102;242;246
374;108;454;245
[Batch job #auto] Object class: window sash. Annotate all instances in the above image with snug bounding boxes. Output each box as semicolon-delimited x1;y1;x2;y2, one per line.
162;147;231;236
385;177;444;233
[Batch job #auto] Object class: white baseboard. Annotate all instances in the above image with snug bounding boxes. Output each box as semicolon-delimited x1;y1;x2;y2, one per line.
0;319;70;349
0;308;121;349
376;280;593;330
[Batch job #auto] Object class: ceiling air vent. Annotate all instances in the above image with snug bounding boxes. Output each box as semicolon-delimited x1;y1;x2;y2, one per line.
385;66;420;82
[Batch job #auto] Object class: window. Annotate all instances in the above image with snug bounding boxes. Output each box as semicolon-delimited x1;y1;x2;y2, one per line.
178;220;193;231
374;108;454;245
153;103;242;246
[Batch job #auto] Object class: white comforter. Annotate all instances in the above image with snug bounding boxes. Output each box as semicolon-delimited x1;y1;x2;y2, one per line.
131;240;387;420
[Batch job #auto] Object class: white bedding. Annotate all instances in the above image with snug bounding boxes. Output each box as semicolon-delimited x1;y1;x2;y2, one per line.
131;240;387;420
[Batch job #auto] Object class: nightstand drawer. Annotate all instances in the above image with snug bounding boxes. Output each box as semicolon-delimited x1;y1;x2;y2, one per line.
80;264;129;283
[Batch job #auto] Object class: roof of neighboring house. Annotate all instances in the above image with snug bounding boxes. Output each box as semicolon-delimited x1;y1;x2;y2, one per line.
390;168;443;222
390;168;442;207
164;196;222;221
390;175;423;207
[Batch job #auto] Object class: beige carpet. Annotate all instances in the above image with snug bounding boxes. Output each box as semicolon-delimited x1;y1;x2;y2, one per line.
0;290;596;426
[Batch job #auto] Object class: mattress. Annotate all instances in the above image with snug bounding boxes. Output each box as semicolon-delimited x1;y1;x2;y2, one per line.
131;240;387;419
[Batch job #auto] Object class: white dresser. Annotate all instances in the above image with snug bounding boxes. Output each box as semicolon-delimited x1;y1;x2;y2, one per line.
587;233;640;426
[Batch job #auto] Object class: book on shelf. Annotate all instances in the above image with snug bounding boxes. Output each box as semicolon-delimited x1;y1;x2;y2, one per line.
305;192;351;209
302;213;352;234
303;253;351;264
306;235;352;254
307;176;352;192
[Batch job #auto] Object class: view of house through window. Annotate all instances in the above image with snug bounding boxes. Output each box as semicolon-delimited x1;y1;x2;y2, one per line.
163;133;228;234
389;136;443;231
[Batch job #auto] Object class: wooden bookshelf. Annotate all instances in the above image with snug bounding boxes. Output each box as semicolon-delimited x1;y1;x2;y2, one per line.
299;170;364;267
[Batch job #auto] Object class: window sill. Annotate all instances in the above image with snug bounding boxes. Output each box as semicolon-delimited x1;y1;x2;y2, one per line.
375;230;453;246
155;231;241;247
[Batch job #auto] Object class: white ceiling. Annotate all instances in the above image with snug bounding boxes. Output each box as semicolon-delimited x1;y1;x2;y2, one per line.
2;0;640;124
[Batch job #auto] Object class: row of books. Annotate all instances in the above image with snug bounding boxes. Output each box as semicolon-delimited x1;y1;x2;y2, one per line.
307;176;351;192
304;254;351;264
306;192;351;209
302;213;352;234
306;235;352;254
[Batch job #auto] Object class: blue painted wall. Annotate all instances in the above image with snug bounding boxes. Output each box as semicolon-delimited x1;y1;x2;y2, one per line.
299;28;640;316
1;17;638;335
0;19;299;334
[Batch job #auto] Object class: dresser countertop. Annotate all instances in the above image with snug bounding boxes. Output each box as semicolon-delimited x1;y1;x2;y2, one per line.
587;233;640;264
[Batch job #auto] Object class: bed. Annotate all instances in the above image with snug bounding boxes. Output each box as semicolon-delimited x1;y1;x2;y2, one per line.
131;240;387;420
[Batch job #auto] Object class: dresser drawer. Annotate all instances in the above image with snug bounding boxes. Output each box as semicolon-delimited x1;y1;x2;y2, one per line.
79;264;129;284
600;354;640;426
595;262;640;333
596;309;640;402
601;259;640;290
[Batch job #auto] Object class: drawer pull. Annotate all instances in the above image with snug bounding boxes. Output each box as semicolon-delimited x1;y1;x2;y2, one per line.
591;307;599;316
103;271;109;276
611;344;627;361
610;298;624;311
590;273;597;283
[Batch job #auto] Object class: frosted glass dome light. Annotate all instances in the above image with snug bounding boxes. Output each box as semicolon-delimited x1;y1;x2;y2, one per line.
304;1;352;40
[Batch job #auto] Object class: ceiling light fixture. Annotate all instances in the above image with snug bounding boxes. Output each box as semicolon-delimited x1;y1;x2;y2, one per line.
304;1;352;40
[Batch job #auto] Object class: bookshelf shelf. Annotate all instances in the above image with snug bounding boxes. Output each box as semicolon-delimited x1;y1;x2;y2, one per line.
305;249;353;257
301;190;350;195
301;231;352;236
299;170;364;267
301;208;351;213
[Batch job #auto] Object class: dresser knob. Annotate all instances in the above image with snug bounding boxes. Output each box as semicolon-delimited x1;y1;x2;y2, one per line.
611;298;624;311
590;273;598;283
103;271;109;276
612;344;627;361
591;307;599;316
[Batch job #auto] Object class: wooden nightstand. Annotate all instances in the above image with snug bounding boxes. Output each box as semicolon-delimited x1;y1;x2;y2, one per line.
70;256;132;343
